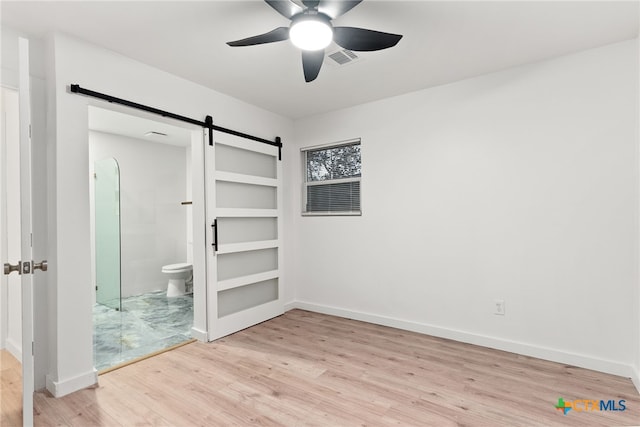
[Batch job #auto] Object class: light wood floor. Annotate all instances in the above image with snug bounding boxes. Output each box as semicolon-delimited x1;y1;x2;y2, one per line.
0;349;23;427
4;309;640;426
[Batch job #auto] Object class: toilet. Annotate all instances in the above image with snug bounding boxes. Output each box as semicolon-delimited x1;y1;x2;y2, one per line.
162;263;193;297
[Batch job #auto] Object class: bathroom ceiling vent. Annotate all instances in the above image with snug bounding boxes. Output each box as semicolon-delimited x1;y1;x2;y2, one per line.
144;131;167;137
326;49;361;67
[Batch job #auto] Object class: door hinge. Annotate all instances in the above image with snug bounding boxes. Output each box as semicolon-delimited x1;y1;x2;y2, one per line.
29;124;32;139
32;341;34;356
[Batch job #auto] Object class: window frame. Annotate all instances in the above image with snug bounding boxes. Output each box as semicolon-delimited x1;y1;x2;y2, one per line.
301;138;362;217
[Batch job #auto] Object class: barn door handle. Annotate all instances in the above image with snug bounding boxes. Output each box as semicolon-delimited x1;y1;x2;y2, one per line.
211;219;218;252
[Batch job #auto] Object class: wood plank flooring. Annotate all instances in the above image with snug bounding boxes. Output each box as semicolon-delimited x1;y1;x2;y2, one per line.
0;350;22;427
6;309;640;426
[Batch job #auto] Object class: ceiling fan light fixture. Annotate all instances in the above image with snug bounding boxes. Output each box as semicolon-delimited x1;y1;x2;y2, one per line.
290;16;333;51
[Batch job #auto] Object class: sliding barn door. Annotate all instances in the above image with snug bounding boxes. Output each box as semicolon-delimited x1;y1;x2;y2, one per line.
205;131;283;340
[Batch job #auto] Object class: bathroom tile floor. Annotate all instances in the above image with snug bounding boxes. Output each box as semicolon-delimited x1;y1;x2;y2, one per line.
93;291;193;372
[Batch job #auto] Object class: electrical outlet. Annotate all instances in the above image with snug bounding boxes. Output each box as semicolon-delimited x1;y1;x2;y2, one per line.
494;299;505;315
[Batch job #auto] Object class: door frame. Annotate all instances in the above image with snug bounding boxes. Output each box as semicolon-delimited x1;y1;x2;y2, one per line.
19;36;35;427
85;103;209;345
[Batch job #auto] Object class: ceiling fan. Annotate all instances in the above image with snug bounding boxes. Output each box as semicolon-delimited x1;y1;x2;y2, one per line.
227;0;403;82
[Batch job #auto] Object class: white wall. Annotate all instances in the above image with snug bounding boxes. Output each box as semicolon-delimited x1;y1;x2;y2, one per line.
43;32;293;396
287;39;639;378
89;131;188;298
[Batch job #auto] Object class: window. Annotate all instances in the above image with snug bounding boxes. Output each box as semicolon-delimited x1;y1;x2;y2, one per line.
302;139;361;215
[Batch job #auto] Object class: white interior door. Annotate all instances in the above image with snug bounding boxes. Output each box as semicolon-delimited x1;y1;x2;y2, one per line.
1;37;38;427
206;131;283;339
3;37;38;427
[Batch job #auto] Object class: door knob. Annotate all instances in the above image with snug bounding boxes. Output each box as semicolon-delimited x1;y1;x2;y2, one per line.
33;260;48;272
3;262;21;276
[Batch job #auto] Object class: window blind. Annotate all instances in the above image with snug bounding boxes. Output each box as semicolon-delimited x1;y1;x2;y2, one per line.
306;180;361;213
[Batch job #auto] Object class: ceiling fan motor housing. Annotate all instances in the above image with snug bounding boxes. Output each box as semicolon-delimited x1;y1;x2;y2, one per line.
289;12;334;51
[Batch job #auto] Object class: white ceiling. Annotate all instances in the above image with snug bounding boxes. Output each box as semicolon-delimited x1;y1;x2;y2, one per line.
88;106;193;147
1;1;638;119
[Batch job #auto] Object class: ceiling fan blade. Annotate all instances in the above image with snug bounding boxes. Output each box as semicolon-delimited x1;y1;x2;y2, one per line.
227;27;290;47
333;27;403;52
265;0;304;19
302;0;320;8
302;50;325;82
318;0;362;19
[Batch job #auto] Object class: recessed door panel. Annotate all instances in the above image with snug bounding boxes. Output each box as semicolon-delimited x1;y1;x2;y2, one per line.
216;181;276;209
216;248;278;282
218;279;278;318
215;143;277;178
217;217;277;245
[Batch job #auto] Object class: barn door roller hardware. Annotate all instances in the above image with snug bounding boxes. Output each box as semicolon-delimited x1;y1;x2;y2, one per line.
69;84;282;159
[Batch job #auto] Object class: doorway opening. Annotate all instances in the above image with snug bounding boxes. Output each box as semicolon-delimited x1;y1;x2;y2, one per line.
88;106;199;372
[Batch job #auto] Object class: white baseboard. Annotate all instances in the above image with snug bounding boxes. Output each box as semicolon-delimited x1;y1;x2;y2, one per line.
632;365;640;395
283;301;297;312
46;369;98;398
190;326;208;342
5;337;21;362
287;301;635;381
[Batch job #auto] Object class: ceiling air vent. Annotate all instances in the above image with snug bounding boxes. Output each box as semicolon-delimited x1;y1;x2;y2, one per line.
144;131;167;137
326;49;360;67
